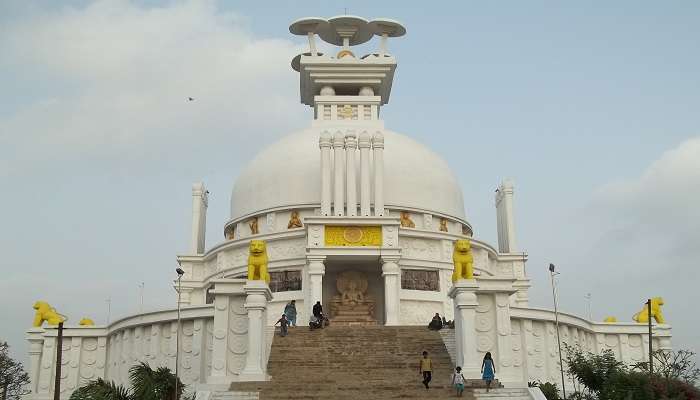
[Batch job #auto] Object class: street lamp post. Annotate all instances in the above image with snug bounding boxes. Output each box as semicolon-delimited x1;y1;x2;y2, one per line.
549;263;567;400
175;267;185;400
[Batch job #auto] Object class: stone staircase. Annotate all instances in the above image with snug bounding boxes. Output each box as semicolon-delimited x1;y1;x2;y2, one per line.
439;328;457;365
231;325;508;400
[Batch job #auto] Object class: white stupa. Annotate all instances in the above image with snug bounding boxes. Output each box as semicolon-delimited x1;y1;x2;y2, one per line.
24;16;672;399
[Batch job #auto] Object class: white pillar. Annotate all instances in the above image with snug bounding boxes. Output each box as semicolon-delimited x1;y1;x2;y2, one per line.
359;132;371;216
494;292;514;382
495;179;517;253
307;256;326;309
449;280;480;377
345;132;358;217
372;131;385;216
239;281;273;381
190;182;208;254
381;257;400;325
209;288;232;384
333;131;345;216
319;131;332;216
26;329;45;394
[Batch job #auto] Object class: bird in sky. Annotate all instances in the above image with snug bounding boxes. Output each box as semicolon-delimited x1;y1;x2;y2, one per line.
187;97;194;101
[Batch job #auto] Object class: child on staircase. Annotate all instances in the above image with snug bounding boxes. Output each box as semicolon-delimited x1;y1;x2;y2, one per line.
451;366;466;397
419;351;433;389
275;314;290;337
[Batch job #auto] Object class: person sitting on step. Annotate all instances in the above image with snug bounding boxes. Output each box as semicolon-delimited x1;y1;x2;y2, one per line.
428;313;443;330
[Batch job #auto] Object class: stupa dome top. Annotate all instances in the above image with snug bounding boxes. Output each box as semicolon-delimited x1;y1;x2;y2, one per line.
230;129;466;222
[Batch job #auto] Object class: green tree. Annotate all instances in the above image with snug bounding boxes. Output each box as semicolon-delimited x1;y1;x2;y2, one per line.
0;341;31;400
564;343;625;398
70;362;187;400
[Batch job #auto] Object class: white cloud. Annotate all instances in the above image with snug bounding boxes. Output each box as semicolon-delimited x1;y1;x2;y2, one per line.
543;137;700;360
0;0;305;176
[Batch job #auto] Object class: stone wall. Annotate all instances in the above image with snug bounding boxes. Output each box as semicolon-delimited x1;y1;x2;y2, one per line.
25;280;272;400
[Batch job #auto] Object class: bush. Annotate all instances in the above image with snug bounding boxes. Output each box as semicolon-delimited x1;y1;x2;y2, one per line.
528;381;561;400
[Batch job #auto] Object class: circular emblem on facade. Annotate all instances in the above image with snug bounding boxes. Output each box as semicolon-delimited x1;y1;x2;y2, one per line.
343;227;363;243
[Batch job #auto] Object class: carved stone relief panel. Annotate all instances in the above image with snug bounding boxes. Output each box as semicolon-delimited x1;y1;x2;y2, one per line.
398;237;440;261
266;238;306;260
401;269;439;291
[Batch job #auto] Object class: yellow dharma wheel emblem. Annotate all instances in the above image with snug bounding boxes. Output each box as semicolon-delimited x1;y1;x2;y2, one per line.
324;226;382;246
343;227;364;243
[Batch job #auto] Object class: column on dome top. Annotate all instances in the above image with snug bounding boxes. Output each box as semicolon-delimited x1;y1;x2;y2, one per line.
319;131;332;216
359;131;372;216
345;132;358;217
333;131;345;216
372;131;385;216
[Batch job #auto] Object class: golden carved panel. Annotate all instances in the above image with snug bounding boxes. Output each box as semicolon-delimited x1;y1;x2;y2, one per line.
324;226;382;247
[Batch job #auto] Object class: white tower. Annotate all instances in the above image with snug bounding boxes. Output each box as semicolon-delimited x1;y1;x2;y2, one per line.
190;182;208;254
290;16;405;217
495;179;517;253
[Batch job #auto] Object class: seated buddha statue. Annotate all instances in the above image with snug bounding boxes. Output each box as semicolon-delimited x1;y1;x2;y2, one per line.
330;271;376;325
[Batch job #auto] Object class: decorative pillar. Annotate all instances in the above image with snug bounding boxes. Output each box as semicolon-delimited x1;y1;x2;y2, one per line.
359;132;371;216
345;132;358;216
372;131;385;216
307;256;326;309
26;328;45;394
333;131;345;216
449;280;480;377
319;131;332;216
494;292;514;382
190;182;208;254
239;281;273;381
208;279;246;385
495;179;517;253
381;257;401;325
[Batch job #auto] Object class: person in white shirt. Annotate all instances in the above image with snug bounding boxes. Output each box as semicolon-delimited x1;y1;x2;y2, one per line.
451;366;466;397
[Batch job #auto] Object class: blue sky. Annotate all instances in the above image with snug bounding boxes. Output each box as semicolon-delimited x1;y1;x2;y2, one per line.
1;0;698;365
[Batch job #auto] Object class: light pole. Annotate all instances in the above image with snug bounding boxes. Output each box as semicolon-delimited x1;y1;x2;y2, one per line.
175;267;185;400
549;263;567;400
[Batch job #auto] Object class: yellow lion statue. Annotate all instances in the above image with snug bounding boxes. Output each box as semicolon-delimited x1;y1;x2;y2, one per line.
603;316;618;323
452;239;474;281
32;301;65;327
633;297;665;324
79;318;95;326
247;240;270;283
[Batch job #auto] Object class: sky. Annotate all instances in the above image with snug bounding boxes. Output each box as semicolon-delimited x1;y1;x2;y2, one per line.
1;0;699;367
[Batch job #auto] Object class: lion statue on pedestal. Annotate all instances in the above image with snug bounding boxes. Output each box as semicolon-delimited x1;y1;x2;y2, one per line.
633;297;666;324
247;240;270;283
452;239;474;281
32;301;65;327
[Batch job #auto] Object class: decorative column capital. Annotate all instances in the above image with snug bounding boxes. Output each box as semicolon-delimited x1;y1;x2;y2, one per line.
380;255;400;264
448;279;480;308
307;256;326;275
333;131;345;148
372;131;384;149
345;131;358;149
382;257;401;276
243;280;273;310
358;131;371;149
319;131;332;148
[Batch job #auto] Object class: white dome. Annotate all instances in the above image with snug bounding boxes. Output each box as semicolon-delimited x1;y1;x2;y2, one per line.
230;129;466;221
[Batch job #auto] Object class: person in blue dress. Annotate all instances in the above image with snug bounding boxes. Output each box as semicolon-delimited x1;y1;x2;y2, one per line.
481;352;496;392
284;300;297;327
